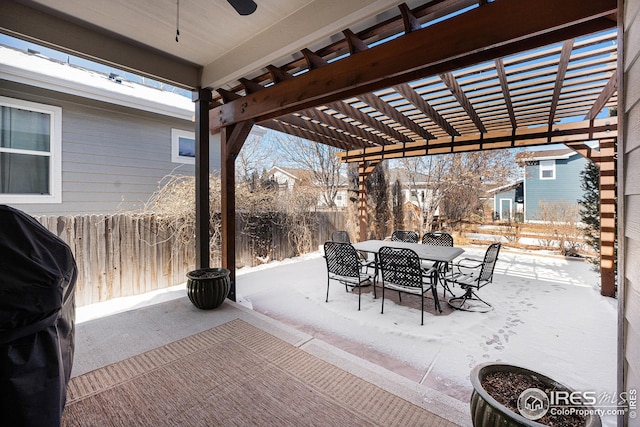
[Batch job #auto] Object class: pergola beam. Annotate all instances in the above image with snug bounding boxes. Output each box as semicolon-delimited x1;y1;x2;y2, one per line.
338;118;617;163
210;0;617;131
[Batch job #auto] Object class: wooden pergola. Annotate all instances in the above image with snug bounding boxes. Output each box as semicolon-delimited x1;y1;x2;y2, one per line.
202;0;618;299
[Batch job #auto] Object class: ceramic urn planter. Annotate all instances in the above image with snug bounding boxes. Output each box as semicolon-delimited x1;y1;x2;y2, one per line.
186;268;230;310
469;362;602;427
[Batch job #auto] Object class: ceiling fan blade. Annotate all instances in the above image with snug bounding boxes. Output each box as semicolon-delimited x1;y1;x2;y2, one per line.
226;0;257;16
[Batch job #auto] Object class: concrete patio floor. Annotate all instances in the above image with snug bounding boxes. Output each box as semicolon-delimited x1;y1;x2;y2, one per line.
73;286;470;426
72;244;617;426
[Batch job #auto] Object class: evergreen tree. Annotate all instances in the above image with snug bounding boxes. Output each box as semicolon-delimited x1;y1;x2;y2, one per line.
578;161;600;263
367;162;391;239
392;179;405;230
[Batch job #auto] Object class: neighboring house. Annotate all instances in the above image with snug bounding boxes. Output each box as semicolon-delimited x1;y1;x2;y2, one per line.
487;180;524;221
268;166;313;192
388;168;433;213
510;148;588;221
266;167;436;211
0;44;226;216
267;166;349;208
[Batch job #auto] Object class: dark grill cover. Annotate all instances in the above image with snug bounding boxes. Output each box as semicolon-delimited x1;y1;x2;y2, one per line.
0;205;77;427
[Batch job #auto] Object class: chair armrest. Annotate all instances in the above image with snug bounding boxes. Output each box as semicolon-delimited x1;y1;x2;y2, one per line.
454;257;483;271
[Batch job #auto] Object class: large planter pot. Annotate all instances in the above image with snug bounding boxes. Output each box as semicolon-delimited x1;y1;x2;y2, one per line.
470;363;601;427
186;268;230;310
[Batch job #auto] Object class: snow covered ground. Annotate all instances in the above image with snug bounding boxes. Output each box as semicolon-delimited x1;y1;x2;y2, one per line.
234;245;618;425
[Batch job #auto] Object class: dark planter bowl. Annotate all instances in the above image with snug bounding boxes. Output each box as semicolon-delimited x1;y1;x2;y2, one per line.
186;268;230;310
470;362;602;427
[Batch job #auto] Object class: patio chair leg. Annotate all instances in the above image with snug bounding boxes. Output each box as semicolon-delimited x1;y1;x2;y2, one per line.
326;278;330;303
447;288;492;313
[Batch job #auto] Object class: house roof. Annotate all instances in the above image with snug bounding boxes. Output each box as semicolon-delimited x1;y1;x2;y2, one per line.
388;168;429;184
268;166;315;184
0;44;194;120
516;148;581;163
487;179;523;194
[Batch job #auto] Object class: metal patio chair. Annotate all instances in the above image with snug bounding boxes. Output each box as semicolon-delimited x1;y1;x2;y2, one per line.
446;243;501;313
390;230;419;243
422;231;454;247
378;246;439;325
331;230;377;279
422;231;455;297
324;241;376;311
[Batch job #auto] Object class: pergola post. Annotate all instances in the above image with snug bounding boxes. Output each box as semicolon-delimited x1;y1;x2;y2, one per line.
193;88;212;269
565;137;617;297
220;121;254;301
598;138;617;297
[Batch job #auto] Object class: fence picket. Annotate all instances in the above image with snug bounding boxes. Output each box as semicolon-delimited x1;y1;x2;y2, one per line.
33;211;345;306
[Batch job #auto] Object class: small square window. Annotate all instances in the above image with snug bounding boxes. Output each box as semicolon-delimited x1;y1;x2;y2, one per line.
171;129;195;164
539;160;556;180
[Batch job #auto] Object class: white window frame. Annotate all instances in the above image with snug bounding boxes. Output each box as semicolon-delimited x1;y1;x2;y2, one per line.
171;128;196;164
0;96;62;204
539;159;556;180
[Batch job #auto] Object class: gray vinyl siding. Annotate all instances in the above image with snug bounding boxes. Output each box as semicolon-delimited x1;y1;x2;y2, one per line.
524;155;587;221
0;80;221;215
623;0;640;424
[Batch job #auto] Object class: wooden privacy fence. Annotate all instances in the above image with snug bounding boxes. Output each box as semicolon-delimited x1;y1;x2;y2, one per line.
36;211;346;307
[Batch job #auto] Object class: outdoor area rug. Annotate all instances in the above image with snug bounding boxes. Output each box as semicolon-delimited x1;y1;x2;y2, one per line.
62;318;456;426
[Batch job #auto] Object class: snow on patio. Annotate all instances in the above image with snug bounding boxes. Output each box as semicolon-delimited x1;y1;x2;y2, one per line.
235;245;618;423
74;243;618;425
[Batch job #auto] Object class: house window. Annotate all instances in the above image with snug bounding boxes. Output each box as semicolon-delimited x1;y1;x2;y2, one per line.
171;129;195;164
539;160;556;180
0;96;62;203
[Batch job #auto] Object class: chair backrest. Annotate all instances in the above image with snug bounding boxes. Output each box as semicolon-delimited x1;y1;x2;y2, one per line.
331;230;351;244
479;243;501;283
390;230;419;243
324;241;360;278
378;246;423;289
422;231;453;246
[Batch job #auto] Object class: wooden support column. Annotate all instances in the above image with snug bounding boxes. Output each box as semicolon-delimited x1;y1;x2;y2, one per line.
565;137;617;297
193;88;212;269
220;120;254;301
357;160;380;241
598;138;617;297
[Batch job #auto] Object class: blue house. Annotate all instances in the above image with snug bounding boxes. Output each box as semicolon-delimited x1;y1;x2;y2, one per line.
519;148;588;222
490;148;589;222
